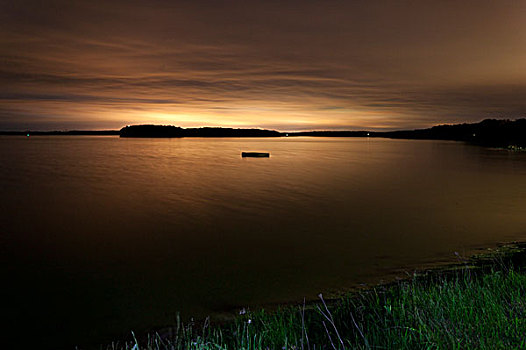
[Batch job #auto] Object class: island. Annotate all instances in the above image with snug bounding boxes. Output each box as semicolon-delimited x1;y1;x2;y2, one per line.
119;125;282;138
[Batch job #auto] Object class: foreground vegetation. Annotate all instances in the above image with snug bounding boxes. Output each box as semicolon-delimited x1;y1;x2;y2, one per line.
106;248;526;350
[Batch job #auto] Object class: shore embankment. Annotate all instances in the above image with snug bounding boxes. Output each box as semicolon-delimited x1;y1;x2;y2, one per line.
101;242;526;350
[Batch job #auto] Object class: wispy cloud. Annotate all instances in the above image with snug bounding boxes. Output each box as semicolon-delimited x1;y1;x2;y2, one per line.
1;0;525;130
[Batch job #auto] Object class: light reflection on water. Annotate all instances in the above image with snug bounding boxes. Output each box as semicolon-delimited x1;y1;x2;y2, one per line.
1;136;526;348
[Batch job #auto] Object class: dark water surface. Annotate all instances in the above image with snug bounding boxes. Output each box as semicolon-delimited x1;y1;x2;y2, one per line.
2;136;526;348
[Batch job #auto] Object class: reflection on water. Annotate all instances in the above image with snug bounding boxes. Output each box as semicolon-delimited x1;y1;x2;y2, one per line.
1;136;526;348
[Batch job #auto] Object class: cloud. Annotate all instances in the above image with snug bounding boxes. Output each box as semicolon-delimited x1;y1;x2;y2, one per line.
1;0;525;130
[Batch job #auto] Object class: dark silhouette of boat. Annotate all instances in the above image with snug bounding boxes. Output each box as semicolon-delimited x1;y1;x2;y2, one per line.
241;152;270;158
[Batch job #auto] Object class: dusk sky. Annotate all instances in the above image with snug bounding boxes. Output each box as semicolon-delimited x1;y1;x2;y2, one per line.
1;0;525;131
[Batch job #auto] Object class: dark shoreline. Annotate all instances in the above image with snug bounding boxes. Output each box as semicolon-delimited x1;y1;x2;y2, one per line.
105;240;526;350
162;240;526;317
3;118;525;148
119;118;525;148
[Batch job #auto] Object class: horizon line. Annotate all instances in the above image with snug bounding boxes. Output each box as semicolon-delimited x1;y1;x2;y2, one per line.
1;117;524;134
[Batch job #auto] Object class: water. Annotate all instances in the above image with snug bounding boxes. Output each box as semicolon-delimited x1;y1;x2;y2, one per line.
1;136;526;349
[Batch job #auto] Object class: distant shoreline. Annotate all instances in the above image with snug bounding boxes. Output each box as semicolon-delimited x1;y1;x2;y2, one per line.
2;118;525;147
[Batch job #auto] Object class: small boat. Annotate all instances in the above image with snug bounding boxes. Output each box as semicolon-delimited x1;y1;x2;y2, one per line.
241;152;270;158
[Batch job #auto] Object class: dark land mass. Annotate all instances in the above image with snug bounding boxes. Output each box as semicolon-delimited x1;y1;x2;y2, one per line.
291;118;526;147
120;119;525;147
120;125;370;138
119;124;281;138
378;118;526;147
2;119;524;147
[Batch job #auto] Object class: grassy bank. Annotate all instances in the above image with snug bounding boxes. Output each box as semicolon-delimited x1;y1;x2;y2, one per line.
107;246;526;350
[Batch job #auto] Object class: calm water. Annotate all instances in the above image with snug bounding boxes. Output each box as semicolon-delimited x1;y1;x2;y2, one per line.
2;136;526;348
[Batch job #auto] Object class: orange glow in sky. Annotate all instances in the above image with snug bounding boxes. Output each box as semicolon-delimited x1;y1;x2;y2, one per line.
1;1;525;131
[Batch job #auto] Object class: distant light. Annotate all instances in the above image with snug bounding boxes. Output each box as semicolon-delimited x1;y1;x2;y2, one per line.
367;133;370;136
285;133;288;137
26;133;30;137
473;133;476;137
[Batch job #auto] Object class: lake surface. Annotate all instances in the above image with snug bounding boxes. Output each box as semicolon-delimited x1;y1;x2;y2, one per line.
2;136;526;349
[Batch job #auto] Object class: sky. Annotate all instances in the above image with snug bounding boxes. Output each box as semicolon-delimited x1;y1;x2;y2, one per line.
1;0;525;131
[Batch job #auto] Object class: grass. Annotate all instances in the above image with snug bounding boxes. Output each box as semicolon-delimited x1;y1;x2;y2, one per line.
105;250;526;350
